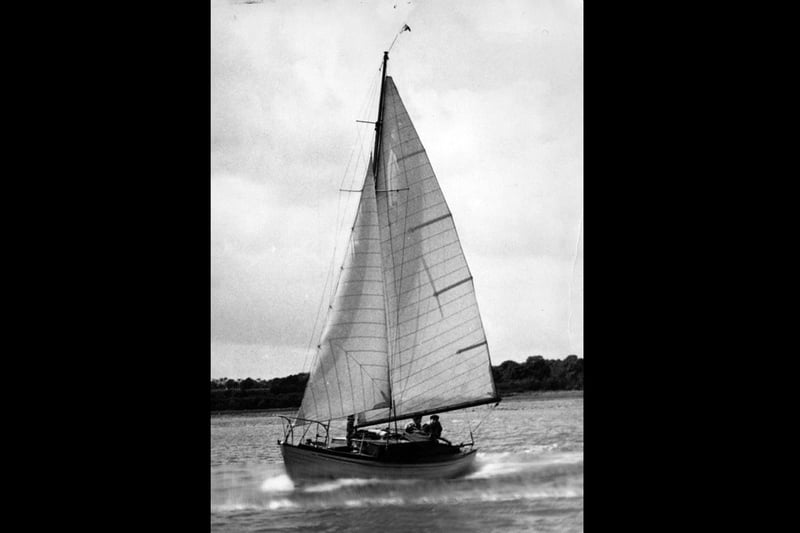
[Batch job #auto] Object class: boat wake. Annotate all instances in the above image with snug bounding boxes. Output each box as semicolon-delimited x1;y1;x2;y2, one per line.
211;450;583;514
467;450;583;479
259;474;294;493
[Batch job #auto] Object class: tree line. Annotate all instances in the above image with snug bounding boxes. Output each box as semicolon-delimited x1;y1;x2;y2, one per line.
210;355;583;412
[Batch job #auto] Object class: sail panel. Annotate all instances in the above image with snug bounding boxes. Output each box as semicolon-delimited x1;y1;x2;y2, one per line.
297;172;391;423
374;77;498;422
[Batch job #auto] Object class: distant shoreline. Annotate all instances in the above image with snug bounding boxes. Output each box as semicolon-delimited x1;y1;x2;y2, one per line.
502;390;583;400
210;407;292;417
210;389;583;416
211;356;583;413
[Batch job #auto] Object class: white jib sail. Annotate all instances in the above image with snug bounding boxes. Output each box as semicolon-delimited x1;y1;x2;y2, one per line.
297;170;392;424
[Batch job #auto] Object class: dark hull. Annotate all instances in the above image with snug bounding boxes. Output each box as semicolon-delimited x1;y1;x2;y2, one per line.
280;442;478;481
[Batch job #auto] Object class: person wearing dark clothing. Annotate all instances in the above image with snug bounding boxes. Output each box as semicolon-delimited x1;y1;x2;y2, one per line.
346;414;355;447
428;415;442;440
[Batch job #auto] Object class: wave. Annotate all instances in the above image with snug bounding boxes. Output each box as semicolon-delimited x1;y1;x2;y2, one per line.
214;483;582;514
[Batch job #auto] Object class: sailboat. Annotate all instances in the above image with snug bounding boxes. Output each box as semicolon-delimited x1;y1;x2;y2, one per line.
279;50;501;481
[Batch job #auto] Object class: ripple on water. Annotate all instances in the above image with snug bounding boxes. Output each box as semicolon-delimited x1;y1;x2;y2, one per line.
211;397;583;532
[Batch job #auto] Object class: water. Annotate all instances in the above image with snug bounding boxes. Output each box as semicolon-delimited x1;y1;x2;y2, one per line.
211;394;583;532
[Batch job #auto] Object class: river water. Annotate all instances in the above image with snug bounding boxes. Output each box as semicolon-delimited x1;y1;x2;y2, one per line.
211;394;583;532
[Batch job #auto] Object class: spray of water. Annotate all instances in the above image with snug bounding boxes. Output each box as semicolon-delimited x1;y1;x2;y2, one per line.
212;450;583;514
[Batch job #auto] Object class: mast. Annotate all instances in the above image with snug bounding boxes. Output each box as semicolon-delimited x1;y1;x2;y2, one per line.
373;50;395;426
372;51;389;185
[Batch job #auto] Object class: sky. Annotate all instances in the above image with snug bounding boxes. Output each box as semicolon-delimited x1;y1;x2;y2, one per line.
211;0;583;380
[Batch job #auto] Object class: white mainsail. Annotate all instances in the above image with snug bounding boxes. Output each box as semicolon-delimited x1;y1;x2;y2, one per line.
368;76;497;425
298;75;497;427
297;169;392;424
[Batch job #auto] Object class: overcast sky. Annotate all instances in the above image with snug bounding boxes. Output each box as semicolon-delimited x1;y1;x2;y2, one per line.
211;0;583;380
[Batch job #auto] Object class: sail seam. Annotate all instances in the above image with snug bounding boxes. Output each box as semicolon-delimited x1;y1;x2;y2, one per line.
408;213;453;233
394;320;483;362
382;158;431;177
391;254;466;289
395;302;478;339
395;148;425;162
395;301;477;340
386;261;470;301
385;193;445;220
456;340;488;354
386;198;447;227
393;285;471;318
381;240;461;273
384;240;461;275
399;356;489;397
394;290;473;327
395;329;484;369
388;136;427;153
397;357;490;398
433;277;473;298
382;233;455;265
396;331;485;362
384;224;455;256
394;354;491;407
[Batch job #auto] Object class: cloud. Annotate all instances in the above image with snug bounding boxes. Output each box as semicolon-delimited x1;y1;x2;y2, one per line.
211;0;583;378
211;174;335;346
211;341;311;380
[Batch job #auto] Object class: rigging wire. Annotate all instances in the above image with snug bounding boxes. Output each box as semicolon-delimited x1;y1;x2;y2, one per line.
301;78;379;379
469;401;500;439
300;64;383;382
